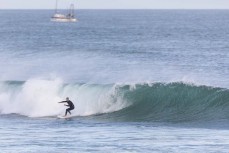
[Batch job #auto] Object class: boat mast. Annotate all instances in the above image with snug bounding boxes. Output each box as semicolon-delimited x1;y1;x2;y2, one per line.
69;4;75;17
55;0;58;13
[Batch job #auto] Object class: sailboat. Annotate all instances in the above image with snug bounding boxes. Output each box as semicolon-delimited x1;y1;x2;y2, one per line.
51;0;77;22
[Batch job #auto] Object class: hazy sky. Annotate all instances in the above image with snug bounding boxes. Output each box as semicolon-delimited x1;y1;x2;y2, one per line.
0;0;229;9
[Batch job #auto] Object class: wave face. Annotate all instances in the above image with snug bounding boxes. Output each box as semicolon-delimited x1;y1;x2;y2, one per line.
104;83;229;122
0;79;229;122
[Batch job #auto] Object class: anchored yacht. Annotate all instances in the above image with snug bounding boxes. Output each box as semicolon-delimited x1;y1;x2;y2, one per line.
51;0;77;22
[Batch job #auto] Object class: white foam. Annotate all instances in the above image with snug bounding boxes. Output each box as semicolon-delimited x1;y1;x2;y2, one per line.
0;78;129;117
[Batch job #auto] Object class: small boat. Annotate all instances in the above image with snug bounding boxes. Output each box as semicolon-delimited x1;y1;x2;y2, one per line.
51;0;77;22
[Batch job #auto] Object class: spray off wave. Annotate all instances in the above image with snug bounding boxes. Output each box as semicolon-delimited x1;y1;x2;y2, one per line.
0;79;229;122
0;79;127;117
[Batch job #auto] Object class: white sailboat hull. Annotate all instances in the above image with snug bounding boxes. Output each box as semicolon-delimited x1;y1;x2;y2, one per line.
51;18;77;22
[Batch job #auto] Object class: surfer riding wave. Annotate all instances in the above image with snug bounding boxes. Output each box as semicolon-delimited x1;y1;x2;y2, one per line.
58;97;75;116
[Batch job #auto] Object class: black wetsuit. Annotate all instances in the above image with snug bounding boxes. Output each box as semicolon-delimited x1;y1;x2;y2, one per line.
60;100;75;116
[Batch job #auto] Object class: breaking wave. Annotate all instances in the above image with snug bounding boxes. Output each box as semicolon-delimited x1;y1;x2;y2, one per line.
0;79;229;122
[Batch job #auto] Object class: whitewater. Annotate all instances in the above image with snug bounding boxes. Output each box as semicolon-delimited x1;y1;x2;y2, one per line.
0;10;229;152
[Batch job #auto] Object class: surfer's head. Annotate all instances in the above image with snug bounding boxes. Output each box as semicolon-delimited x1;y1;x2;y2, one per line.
66;97;69;101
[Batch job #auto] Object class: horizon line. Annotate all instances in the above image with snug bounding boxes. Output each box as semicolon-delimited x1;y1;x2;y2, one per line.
1;8;229;10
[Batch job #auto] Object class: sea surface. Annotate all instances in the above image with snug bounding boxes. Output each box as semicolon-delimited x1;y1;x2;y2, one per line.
0;10;229;152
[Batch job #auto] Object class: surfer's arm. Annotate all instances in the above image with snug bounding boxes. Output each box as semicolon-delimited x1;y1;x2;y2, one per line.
58;101;67;103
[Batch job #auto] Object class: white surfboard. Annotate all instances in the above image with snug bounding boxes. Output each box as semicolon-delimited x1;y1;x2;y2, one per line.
57;115;72;119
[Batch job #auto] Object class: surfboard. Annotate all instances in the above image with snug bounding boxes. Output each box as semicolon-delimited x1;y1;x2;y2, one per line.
57;115;72;119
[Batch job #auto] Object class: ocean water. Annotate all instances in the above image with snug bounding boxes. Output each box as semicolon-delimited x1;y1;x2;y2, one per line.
0;10;229;152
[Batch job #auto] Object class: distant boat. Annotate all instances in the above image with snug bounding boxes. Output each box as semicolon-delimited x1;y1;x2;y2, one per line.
51;0;77;22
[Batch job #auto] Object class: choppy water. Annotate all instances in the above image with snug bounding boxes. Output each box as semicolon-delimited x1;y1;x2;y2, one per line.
1;115;229;153
0;10;229;152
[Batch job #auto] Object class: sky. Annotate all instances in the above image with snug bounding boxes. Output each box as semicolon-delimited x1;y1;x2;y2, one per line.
0;0;229;9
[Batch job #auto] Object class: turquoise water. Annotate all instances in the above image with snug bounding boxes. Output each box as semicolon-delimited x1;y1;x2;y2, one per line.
0;10;229;152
